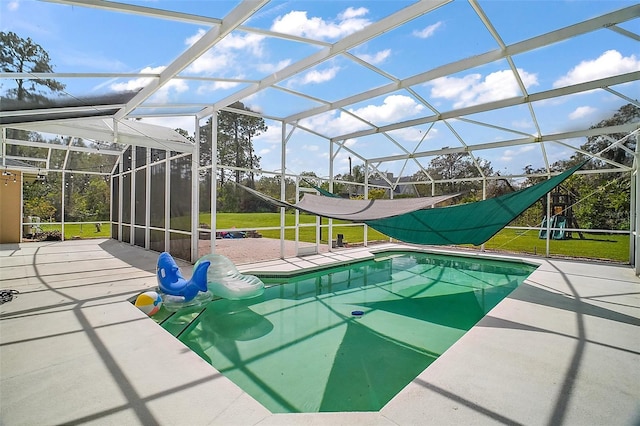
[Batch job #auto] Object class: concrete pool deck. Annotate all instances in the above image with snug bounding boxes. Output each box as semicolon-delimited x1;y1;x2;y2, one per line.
0;238;638;425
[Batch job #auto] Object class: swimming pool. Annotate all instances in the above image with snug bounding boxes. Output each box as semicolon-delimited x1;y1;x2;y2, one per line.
160;251;537;413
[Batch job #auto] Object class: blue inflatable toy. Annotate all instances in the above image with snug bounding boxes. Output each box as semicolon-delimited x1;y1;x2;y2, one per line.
157;252;210;302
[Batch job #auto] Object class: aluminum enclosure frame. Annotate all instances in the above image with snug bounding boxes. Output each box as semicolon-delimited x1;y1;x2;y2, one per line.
0;0;638;270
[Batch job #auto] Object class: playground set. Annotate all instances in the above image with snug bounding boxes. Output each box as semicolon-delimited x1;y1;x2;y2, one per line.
539;185;584;240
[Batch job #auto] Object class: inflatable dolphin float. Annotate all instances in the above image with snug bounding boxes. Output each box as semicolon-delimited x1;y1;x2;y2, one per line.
156;252;210;302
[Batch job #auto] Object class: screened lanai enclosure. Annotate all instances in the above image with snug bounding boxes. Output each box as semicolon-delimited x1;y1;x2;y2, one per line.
0;1;638;273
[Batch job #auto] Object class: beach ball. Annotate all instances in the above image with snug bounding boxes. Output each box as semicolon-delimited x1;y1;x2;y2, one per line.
134;291;162;316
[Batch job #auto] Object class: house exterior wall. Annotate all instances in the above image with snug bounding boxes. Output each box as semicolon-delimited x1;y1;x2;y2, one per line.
0;171;21;243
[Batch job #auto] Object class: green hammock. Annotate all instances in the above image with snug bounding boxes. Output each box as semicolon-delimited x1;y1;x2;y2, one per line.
365;161;586;246
236;161;585;246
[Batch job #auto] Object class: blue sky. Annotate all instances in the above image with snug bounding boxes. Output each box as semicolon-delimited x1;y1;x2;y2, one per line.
2;0;638;180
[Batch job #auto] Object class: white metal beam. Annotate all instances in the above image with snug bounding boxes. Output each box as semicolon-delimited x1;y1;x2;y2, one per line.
191;116;199;262
332;71;639;141
200;0;452;118
0;73;265;91
0;104;126;122
43;0;222;25
7;119;195;153
367;123;639;165
285;4;640;124
603;87;640;108
43;0;332;47
0;72;159;79
114;0;269;120
3;138;121;156
549;140;630;170
607;25;640;42
632;160;637;270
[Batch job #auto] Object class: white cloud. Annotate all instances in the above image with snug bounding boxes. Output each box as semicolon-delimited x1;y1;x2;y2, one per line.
196;80;242;94
7;1;19;11
430;74;480;101
413;21;442;39
511;119;534;130
185;29;264;55
553;50;640;88
139;116;195;134
110;67;160;91
254;125;283;144
257;59;292;73
338;6;368;20
186;51;231;74
354;95;424;123
184;29;204;47
300;94;424;136
388;127;438;143
569;105;597;120
356;49;391;65
152;81;189;103
185;29;266;75
110;66;188;103
303;66;340;84
303;144;319;151
288;66;340;87
500;145;536;162
234;91;264;110
429;68;538;108
271;7;371;40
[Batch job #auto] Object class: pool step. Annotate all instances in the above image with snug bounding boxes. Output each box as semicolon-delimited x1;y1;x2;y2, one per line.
159;307;207;338
374;253;404;262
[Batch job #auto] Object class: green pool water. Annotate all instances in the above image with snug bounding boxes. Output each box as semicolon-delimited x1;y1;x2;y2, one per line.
160;251;536;413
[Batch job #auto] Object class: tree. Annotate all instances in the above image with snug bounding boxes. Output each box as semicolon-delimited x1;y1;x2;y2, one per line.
328;173;348;196
560;104;638;230
333;163;366;198
352;164;366;183
298;171;328;194
84;178;110;221
175;128;193;142
414;153;494;200
520;103;639;230
207;102;267;212
24;196;56;222
19;133;115;225
1;32;66;153
255;175;296;202
580;103;638;167
217;102;267;186
0;31;65;102
350;188;386;200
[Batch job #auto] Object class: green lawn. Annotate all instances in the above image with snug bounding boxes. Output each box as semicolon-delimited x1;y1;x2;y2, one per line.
479;228;629;263
203;212;390;243
209;213;630;262
40;214;630;263
39;222;111;239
